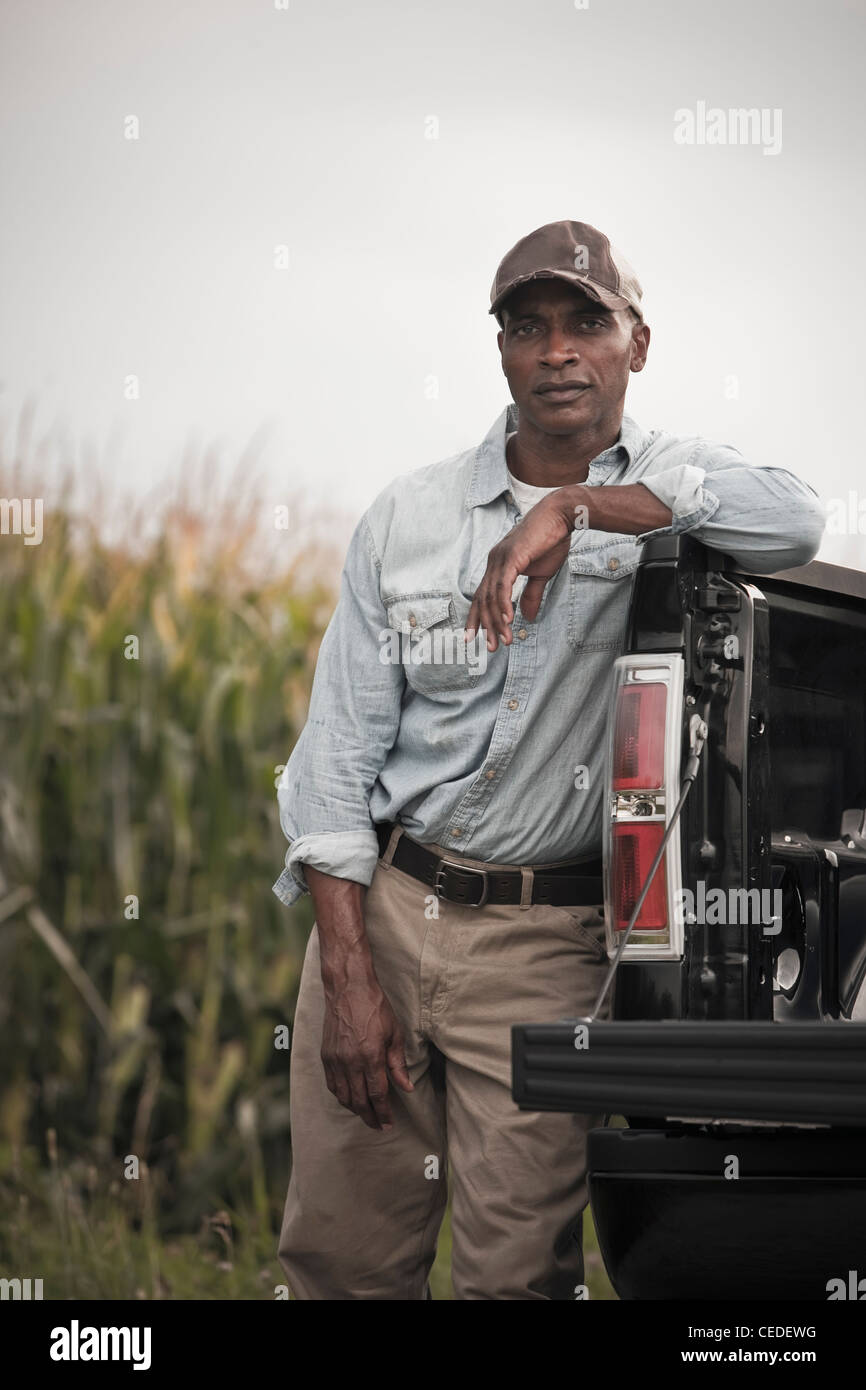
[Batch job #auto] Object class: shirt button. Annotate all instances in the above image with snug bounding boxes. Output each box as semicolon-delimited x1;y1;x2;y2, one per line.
507;699;518;710
450;827;462;837
517;628;527;640
607;557;620;571
485;768;496;779
408;613;417;626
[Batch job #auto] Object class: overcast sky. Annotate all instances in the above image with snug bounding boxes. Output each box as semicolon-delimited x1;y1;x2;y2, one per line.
2;0;864;566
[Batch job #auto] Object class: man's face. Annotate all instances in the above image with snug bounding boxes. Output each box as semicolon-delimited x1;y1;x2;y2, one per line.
497;279;650;436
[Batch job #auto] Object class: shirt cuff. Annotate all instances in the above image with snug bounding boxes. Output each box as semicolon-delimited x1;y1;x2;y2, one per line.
271;866;305;908
636;465;721;544
271;829;381;907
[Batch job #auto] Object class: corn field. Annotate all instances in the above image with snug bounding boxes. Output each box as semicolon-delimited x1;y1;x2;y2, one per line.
0;423;615;1299
0;424;348;1294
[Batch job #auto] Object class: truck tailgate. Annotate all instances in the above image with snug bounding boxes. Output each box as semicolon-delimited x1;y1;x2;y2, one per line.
511;1020;866;1125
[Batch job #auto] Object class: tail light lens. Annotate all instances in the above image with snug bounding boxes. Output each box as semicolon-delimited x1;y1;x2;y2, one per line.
603;655;685;959
612;823;667;929
612;683;667;790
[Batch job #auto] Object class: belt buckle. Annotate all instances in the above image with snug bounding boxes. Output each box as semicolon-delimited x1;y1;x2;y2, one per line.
434;859;489;909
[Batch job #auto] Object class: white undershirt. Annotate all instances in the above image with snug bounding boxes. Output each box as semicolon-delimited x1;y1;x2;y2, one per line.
505;432;561;516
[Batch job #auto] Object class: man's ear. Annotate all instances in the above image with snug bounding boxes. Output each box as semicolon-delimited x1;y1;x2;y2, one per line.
497;327;506;372
629;321;650;373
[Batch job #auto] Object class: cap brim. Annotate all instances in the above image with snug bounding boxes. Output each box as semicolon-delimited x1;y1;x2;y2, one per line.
489;270;631;317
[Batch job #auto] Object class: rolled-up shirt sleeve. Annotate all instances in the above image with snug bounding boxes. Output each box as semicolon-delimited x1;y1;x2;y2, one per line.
271;512;404;907
635;442;827;572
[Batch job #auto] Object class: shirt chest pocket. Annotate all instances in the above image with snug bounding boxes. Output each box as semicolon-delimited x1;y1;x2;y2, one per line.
566;534;641;653
384;590;483;695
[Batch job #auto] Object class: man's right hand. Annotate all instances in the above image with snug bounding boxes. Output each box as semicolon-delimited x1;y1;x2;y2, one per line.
320;967;414;1130
305;864;414;1131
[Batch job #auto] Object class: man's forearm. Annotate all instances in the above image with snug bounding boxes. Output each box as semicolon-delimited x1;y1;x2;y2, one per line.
555;482;673;535
303;866;414;1130
304;865;375;992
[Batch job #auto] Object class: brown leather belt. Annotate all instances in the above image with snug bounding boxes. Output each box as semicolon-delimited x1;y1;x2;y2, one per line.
375;820;603;910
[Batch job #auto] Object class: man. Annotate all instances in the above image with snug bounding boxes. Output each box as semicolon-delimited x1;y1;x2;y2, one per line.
273;220;826;1300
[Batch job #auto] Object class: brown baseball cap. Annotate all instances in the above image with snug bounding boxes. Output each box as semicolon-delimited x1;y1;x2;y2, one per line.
489;219;644;322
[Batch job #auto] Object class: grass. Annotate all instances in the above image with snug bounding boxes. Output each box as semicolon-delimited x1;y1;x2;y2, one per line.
0;1137;616;1300
0;1139;284;1300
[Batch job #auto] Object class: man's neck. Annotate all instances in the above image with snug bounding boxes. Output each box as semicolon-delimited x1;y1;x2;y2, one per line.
506;414;623;488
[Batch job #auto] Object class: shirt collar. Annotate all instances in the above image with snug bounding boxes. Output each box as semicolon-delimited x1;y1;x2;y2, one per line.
465;401;646;510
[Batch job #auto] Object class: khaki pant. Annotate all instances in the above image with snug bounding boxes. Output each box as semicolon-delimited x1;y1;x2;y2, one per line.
277;830;611;1300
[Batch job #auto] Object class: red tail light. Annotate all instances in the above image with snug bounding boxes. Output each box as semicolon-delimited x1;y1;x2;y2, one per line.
612;683;667;790
611;822;668;930
604;656;685;959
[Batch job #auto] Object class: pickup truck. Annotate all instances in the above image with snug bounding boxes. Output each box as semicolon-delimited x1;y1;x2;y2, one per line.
512;533;866;1300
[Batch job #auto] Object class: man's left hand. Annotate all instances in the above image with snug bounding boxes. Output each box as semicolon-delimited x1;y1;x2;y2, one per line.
465;493;573;649
465;481;673;651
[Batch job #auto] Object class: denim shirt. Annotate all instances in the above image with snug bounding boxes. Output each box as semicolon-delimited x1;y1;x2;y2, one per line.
272;404;826;907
